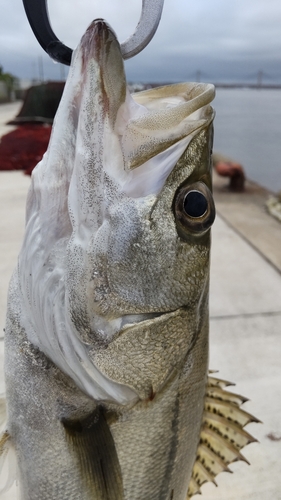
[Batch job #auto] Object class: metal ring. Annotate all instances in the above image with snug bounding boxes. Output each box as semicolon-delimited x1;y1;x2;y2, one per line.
121;0;164;59
22;0;164;65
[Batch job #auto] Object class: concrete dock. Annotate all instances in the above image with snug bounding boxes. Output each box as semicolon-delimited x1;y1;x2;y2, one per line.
0;102;280;499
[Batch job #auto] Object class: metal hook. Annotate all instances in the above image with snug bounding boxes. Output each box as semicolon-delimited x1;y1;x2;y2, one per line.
22;0;164;65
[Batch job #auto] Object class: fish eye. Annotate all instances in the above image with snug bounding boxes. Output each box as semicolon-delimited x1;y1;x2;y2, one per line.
183;190;208;218
174;181;216;235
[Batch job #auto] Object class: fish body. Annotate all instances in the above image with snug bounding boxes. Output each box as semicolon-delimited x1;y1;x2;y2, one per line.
2;19;255;500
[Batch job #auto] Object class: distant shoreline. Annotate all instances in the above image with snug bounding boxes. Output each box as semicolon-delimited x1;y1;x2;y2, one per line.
213;84;281;89
129;82;281;90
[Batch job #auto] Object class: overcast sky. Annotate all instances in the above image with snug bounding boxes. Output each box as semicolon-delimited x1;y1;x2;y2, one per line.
1;0;281;84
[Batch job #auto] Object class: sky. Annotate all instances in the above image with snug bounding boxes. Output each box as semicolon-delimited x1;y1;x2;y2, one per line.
0;0;281;84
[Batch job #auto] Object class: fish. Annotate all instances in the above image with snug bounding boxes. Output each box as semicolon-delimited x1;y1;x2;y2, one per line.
1;19;258;500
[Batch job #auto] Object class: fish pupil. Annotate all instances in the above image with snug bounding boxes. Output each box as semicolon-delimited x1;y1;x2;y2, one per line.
184;191;208;218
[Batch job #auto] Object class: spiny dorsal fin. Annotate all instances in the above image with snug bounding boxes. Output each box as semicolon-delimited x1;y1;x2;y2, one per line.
204;397;260;427
207;376;235;389
187;373;258;499
188;477;202;497
202;411;257;450
206;386;249;406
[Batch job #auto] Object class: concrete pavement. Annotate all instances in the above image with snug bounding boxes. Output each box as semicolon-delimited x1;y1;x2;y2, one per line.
0;102;22;137
0;102;280;499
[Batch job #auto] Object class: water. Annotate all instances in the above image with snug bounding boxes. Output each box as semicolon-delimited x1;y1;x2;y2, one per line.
213;88;281;193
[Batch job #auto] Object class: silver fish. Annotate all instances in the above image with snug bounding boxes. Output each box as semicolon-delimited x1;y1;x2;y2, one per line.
2;19;257;500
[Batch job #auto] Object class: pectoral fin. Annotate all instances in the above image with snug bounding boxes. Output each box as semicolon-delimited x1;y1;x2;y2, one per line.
0;430;18;494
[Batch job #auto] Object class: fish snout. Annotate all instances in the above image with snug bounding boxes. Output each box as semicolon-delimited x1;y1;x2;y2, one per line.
79;18;126;124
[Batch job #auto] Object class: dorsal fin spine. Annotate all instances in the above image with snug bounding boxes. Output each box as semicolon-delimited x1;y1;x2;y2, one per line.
187;374;259;499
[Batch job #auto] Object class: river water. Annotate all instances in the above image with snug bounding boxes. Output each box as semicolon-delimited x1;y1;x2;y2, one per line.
213;88;281;193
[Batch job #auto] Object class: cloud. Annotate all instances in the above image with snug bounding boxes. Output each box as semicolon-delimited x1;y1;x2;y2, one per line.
0;0;280;83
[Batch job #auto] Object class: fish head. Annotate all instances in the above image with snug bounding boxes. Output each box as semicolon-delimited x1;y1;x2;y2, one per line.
19;19;215;403
65;21;216;329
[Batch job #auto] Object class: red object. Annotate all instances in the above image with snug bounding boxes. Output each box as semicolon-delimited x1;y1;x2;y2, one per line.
0;125;52;175
214;160;245;192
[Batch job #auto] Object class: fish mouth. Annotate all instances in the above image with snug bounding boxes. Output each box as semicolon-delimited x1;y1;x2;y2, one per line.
119;309;180;331
90;309;181;341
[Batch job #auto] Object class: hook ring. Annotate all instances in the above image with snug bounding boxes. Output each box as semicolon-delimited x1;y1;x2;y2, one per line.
22;0;164;65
